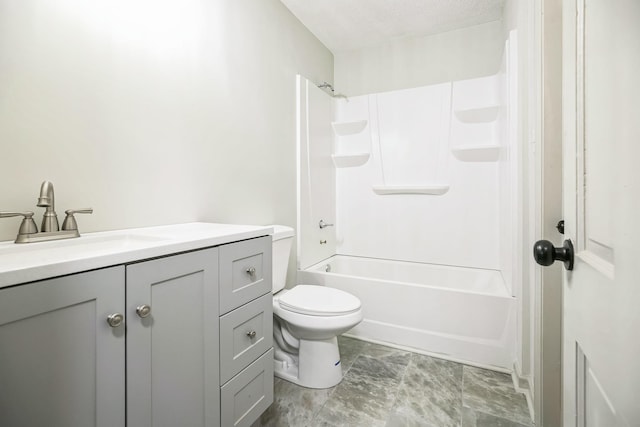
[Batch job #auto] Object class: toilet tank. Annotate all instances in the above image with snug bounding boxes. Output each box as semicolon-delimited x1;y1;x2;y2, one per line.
270;225;294;293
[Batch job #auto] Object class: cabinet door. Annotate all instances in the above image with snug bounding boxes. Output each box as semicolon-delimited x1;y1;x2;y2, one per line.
126;248;220;427
0;267;125;427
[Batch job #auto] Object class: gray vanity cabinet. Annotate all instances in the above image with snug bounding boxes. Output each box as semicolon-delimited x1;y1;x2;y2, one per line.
126;248;220;427
0;266;126;427
0;235;273;427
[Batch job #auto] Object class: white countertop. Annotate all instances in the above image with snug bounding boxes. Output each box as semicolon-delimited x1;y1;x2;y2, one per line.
0;222;273;288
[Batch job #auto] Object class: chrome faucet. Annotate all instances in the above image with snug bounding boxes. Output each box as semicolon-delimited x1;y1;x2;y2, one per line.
37;180;59;232
0;180;93;243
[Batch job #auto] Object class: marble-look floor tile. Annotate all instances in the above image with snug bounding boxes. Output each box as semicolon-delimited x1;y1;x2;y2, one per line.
337;335;368;372
362;341;413;362
388;353;463;427
385;407;437;427
256;377;335;427
314;401;386;427
259;336;533;427
317;362;404;424
461;406;531;427
462;366;531;426
348;345;412;382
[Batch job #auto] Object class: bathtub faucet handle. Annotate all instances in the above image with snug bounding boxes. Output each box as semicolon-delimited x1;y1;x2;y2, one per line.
319;220;334;229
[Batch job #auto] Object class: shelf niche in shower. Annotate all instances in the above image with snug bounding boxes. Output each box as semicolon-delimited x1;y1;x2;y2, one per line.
451;144;501;162
332;120;368;136
332;153;370;168
453;105;500;123
372;185;450;195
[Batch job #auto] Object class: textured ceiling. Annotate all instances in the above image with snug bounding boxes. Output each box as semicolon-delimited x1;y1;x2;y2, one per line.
280;0;505;53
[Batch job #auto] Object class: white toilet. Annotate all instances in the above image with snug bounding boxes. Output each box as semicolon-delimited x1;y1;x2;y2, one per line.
270;225;363;389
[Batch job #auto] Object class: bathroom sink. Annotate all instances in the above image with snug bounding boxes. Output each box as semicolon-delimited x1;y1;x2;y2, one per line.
58;233;168;250
0;233;169;267
0;232;167;251
0;222;272;288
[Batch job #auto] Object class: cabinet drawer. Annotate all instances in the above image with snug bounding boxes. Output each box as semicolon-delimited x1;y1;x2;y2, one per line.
221;348;274;427
220;293;273;384
219;236;272;314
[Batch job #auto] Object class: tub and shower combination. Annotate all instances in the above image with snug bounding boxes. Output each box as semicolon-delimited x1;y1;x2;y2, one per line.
298;256;514;369
296;32;520;370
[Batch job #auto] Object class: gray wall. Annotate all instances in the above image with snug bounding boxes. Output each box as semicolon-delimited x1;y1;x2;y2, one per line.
0;0;333;245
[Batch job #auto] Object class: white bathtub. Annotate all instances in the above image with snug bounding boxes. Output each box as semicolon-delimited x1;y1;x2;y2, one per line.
297;255;515;370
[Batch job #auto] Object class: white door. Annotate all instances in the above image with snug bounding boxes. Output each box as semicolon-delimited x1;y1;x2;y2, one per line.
561;0;640;425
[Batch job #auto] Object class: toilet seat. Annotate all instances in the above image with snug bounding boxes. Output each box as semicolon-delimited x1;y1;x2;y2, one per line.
277;285;361;316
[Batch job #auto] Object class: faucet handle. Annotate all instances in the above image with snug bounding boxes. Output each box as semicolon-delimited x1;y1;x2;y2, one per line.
0;211;38;235
65;208;93;215
62;208;93;231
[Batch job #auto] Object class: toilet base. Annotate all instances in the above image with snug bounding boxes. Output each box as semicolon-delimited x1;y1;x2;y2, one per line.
274;336;343;389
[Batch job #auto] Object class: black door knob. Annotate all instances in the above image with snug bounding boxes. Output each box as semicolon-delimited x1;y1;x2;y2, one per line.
533;239;574;271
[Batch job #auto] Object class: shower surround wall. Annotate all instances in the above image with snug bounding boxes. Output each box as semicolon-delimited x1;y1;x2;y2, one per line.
334;80;500;271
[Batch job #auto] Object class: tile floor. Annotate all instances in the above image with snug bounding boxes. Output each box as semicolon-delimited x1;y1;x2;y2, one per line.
256;336;532;427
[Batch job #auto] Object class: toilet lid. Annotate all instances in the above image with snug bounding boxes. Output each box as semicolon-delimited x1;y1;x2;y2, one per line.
278;285;361;316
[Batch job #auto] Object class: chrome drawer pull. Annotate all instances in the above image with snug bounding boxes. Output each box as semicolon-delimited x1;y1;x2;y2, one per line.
107;313;124;328
136;304;151;318
246;330;257;339
245;267;256;276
